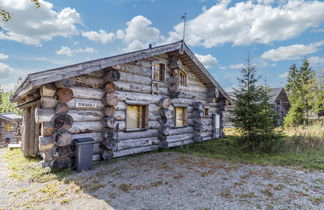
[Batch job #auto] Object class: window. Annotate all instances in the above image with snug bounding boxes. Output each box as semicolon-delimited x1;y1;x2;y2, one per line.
4;123;14;132
152;64;166;82
174;107;187;127
204;108;209;117
126;105;148;130
179;69;187;86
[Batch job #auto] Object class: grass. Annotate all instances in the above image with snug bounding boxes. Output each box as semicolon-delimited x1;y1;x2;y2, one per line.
3;148;74;183
173;126;324;170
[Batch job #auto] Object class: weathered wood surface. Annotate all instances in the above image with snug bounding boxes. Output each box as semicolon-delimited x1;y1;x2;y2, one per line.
117;129;158;140
51;113;73;129
41;122;56;136
118;137;159;151
55;102;70;114
56;88;73;102
103;93;118;106
114;145;159;158
40;84;56;97
36;108;103;123
53;130;72;146
103;69;121;82
41;97;58;108
67;98;104;110
72;132;103;143
70;87;105;100
74;75;104;88
68;121;103;133
39;136;54;152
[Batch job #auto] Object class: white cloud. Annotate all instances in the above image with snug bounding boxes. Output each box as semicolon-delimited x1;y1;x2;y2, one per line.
82;15;162;51
0;63;14;79
0;0;81;46
0;53;9;60
278;72;289;78
194;53;218;68
56;46;97;56
81;29;114;44
309;56;324;66
261;41;324;61
228;64;244;69
165;0;324;47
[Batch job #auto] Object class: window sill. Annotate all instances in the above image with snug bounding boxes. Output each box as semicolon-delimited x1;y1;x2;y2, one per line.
124;128;148;132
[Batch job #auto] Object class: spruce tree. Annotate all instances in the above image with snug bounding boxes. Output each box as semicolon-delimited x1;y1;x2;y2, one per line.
231;58;275;152
285;58;317;126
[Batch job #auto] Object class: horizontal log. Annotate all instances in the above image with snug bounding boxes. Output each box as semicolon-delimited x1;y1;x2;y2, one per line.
169;126;194;135
117;129;158;140
87;70;104;78
36;109;103;123
167;133;193;143
119;71;151;85
74;75;104;88
116;63;151;77
115;81;151;93
168;139;193;148
56;88;73;102
117;137;159;151
117;92;161;103
41;122;56;136
114;145;159;158
117;120;160;130
35;108;55;123
70;86;105;100
41;97;58;109
39;136;54;152
40;84;56;97
68;121;103;134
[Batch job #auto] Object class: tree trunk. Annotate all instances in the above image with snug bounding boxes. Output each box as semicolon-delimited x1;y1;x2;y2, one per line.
105;82;116;92
104;93;119;106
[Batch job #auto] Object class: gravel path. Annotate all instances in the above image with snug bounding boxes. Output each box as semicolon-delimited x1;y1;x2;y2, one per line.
0;149;323;209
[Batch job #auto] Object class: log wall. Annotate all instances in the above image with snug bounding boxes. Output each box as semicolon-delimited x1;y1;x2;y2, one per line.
36;54;226;168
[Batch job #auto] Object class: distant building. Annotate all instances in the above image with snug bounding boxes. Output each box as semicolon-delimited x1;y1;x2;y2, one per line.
224;88;290;128
0;113;22;147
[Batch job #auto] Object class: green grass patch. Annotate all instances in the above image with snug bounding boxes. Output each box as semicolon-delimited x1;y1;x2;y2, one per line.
173;134;324;170
3;148;74;183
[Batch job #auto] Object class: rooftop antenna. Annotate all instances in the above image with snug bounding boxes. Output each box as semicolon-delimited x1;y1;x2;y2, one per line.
180;12;187;42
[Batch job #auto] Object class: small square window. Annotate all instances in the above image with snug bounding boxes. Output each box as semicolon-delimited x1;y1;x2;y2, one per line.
152;64;166;82
179;69;187;86
126;105;148;130
175;107;188;127
4;123;14;132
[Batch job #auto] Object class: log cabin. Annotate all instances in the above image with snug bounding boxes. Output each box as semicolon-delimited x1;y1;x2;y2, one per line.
11;41;232;168
224;87;290;127
0;113;22;148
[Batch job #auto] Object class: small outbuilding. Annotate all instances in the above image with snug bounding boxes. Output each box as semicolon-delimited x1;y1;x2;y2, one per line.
11;41;232;169
0;113;22;148
224;87;290;128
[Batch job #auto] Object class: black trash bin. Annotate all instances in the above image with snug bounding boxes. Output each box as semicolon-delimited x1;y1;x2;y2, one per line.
74;138;96;172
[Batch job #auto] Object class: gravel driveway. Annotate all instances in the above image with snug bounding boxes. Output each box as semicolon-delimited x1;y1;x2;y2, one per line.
0;149;323;209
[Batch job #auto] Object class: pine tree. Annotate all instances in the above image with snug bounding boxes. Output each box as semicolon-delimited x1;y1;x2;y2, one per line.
231;58;275;152
285;58;317;126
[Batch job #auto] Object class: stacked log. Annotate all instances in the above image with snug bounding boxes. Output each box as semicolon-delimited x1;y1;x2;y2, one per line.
100;69;120;160
168;54;180;98
38;84;74;169
157;97;171;149
192;101;204;143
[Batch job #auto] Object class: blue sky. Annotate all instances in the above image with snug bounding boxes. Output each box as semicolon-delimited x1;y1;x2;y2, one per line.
0;0;323;91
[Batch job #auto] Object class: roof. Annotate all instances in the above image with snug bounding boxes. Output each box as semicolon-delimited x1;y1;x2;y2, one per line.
11;41;232;103
0;113;22;122
269;88;284;103
226;88;289;104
